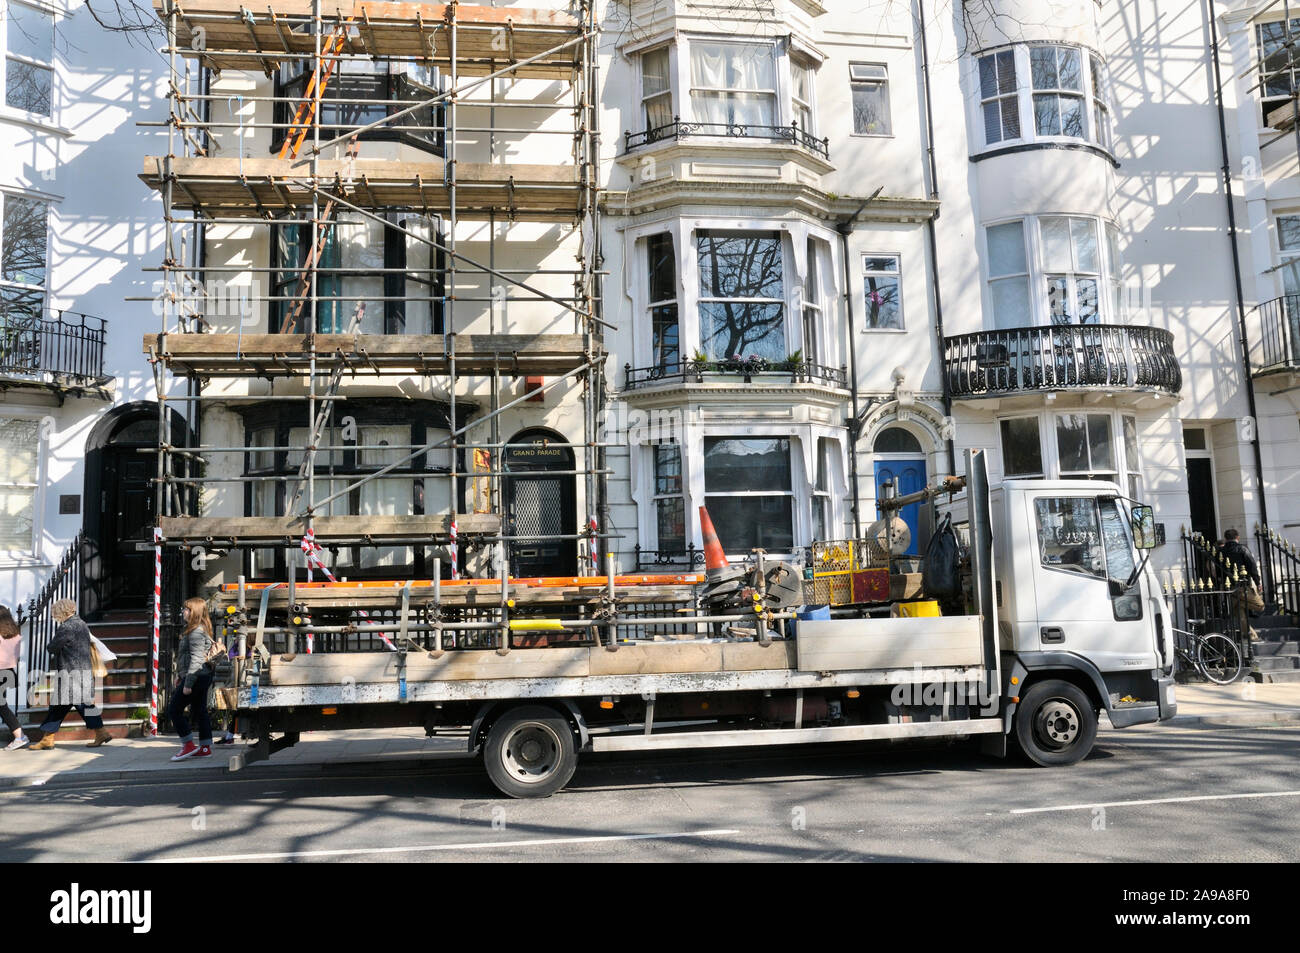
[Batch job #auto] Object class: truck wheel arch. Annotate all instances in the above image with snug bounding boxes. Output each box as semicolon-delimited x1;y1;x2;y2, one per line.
1014;652;1109;712
469;699;589;756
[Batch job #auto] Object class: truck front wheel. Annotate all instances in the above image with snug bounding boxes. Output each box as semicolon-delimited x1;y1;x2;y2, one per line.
1014;680;1098;767
483;705;578;798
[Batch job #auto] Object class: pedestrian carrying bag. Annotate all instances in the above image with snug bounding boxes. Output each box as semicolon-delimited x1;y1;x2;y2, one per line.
923;512;963;597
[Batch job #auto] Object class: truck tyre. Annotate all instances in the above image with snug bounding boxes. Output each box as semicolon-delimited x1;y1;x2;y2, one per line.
483;705;578;798
1014;680;1098;767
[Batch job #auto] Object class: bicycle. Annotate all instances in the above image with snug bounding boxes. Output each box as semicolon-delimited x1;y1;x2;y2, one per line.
1172;620;1244;685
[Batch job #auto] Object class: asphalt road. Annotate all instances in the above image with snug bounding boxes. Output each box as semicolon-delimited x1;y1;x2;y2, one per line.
2;724;1298;862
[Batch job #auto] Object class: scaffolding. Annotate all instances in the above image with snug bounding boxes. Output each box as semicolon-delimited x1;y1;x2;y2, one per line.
142;0;610;601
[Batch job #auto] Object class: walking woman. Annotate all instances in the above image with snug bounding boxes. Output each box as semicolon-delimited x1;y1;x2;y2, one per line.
33;599;111;749
1;606;28;750
169;597;215;761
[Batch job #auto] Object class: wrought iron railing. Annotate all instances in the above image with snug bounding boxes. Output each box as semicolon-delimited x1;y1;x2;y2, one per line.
625;359;848;391
633;544;706;571
1256;525;1300;618
15;533;85;712
0;312;108;386
1252;295;1300;374
943;324;1181;398
624;117;830;159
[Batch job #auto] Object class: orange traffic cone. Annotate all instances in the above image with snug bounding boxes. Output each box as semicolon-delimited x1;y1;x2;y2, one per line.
699;505;729;570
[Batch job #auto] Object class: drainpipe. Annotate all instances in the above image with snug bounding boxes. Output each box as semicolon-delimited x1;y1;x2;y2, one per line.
916;0;957;477
1209;0;1270;528
839;202;870;539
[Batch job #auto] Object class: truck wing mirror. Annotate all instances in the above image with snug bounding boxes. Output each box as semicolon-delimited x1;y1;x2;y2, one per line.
1131;504;1158;550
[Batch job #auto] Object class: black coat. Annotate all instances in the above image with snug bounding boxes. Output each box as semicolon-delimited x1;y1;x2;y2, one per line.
1221;540;1261;586
47;617;94;673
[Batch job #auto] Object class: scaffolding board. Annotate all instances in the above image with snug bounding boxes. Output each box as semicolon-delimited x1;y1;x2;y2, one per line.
156;0;586;77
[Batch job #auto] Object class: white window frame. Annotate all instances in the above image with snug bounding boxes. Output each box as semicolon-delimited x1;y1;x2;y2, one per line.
977;49;1020;145
983;214;1124;328
0;412;47;561
998;414;1046;479
862;253;903;332
998;410;1140;487
686;38;779;130
849;62;890;137
1275;212;1300;297
1256;16;1300;124
646;231;679;369
801;236;823;364
791;54;817;138
2;0;55;120
702;434;797;557
1029;45;1086;141
650;441;686;553
0;189;50;321
696;228;788;361
1054;411;1120;481
639;44;675;134
974;44;1111;154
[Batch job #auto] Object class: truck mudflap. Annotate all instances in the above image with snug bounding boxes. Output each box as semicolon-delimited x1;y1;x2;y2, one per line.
1003;652;1174;731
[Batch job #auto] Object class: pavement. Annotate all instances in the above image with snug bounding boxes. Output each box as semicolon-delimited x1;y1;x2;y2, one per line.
1;680;1298;791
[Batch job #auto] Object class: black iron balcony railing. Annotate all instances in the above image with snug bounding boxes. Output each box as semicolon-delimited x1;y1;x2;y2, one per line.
1252;294;1300;373
624;117;830;160
633;544;706;571
625;358;848;391
0;312;109;386
943;324;1181;399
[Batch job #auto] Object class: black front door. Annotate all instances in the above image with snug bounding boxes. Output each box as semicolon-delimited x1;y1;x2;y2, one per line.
102;445;157;610
1186;458;1218;542
503;430;577;578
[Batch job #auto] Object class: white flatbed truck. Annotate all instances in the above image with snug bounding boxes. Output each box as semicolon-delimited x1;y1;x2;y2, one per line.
220;450;1177;797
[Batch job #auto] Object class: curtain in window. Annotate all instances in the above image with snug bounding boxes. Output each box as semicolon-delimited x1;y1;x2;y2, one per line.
690;43;776;126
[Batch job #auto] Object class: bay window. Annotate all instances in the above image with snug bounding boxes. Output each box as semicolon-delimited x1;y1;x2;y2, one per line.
697;230;785;361
998;411;1145;492
1056;412;1116;480
0;416;40;555
703;437;794;553
985;215;1124;327
689;41;777;127
974;45;1111;153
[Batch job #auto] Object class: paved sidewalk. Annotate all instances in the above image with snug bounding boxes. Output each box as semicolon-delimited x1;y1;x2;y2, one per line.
0;681;1296;790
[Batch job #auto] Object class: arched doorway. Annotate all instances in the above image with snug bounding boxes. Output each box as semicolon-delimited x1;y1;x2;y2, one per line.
503;428;577;578
83;403;189;614
873;426;927;557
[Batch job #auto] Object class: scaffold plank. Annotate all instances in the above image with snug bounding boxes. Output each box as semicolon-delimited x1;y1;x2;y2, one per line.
155;0;585;77
159;513;499;543
141;156;582;220
144;332;589;376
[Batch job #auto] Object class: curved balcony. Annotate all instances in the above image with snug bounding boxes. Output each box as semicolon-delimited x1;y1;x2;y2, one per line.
943;324;1181;400
624;357;847;392
0;311;110;394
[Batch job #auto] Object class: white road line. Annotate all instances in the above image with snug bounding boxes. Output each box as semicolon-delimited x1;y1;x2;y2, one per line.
1012;790;1300;815
156;828;742;863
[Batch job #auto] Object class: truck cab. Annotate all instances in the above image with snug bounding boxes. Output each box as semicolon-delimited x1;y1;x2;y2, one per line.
989;480;1177;763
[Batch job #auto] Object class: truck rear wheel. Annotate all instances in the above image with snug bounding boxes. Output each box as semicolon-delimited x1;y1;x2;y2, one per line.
1014;680;1097;767
483;705;578;798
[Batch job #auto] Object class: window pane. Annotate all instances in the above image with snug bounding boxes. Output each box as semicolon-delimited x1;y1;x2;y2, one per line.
1183;427;1207;451
0;486;35;550
0;417;39;483
1031;47;1058;90
988;222;1026;276
647;233;676;302
1;194;48;285
991;277;1031;328
979;55;998;99
852;82;890;134
704;437;791;492
1041;217;1071;269
1123;415;1139;469
652;304;679;367
1056;48;1082;90
1035;497;1105;578
1280;215;1300;252
703;495;794;552
1060;94;1084;138
983;101;1003;144
1034;94;1062;135
643;47;670;97
700;301;784;360
5;59;50;114
996;50;1017;93
1047;276;1070;324
698;232;782;299
864;274;901;329
654;444;681;495
874;427;922;454
1000;97;1020;139
1076;278;1099;323
1001;418;1043;476
1087;414;1114;470
7;2;53;62
1056;414;1090;471
656;497;685;551
1100;498;1140;619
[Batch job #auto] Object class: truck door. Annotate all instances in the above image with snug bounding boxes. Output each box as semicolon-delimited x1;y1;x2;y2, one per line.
1027;493;1158;672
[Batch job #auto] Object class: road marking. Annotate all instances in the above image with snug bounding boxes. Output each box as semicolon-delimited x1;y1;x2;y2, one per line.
1012;790;1300;814
157;828;742;863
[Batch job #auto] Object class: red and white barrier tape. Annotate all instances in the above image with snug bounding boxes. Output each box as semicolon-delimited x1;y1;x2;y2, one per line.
449;518;459;580
150;527;162;736
300;533;396;651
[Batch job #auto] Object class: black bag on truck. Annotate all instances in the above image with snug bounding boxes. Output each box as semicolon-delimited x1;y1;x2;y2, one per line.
922;512;962;597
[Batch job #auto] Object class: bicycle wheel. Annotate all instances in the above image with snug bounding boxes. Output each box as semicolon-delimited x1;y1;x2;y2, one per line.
1197;634;1243;685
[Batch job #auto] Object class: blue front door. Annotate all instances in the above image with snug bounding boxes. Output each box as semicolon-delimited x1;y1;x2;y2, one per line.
876;459;926;556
